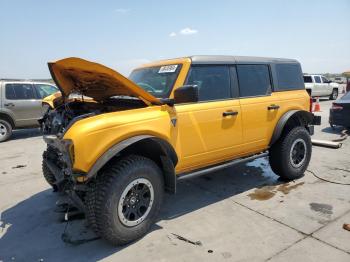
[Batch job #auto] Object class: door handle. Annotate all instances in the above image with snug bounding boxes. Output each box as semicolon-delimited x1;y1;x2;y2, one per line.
223;111;238;117
267;104;280;110
4;103;15;107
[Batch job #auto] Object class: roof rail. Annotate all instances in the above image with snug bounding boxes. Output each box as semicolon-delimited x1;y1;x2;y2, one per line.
0;78;53;82
0;78;30;81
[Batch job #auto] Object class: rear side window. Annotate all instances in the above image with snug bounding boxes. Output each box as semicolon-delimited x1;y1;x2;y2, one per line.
237;65;271;97
185;66;231;101
5;84;35;100
275;63;304;90
303;76;313;83
314;76;321;83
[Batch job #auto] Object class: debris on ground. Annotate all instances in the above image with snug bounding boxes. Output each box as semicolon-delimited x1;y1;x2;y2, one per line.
12;165;26;169
171;233;202;246
332;129;349;142
343;223;350;231
311;139;342;149
61;232;100;246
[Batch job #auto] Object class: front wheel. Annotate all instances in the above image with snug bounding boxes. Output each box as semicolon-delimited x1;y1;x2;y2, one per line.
91;155;164;246
42;149;59;191
269;126;312;180
330;89;338;100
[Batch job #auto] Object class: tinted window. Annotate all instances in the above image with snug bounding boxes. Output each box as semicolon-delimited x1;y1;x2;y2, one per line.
35;84;58;99
185;66;231;101
314;76;321;83
303;76;313;83
237;65;271;97
275;63;304;90
5;84;35;100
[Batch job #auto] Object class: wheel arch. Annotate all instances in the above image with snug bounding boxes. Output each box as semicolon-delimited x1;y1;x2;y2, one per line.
269;110;314;146
0;111;15;128
87;135;178;193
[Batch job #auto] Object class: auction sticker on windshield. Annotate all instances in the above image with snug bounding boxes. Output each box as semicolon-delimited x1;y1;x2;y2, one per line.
158;65;178;73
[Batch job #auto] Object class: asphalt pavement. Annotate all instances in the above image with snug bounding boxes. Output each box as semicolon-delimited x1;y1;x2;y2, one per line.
0;97;349;262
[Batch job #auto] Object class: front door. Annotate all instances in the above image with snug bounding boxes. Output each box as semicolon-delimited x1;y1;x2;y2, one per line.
321;76;331;95
174;65;243;172
313;76;324;96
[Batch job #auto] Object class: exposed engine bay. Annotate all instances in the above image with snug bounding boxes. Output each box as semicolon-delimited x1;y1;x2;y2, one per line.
40;97;147;137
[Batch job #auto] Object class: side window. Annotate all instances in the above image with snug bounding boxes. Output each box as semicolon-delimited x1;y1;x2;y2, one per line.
35;84;58;99
314;76;321;83
5;85;16;99
275;63;304;90
237;65;271;97
303;76;313;83
321;77;329;83
5;84;35;100
185;66;231;102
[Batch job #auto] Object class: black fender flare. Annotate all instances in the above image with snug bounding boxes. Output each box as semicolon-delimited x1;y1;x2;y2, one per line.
269;110;314;146
86;135;178;193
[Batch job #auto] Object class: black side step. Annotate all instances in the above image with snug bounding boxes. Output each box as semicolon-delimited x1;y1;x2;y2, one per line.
177;151;269;181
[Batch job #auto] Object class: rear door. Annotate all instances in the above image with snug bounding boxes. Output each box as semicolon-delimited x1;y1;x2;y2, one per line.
236;64;280;153
3;83;41;127
174;65;243;172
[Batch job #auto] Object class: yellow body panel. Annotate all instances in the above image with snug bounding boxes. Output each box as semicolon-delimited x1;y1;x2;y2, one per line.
63;92;309;175
42;92;62;108
43;57;310;175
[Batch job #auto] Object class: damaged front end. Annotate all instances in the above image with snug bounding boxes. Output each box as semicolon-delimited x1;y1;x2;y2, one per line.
40;57;161;213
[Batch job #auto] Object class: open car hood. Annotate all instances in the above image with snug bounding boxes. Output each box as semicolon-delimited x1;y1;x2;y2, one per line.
48;57;161;104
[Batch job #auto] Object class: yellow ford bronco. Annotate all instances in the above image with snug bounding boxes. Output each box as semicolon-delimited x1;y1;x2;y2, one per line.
40;56;321;245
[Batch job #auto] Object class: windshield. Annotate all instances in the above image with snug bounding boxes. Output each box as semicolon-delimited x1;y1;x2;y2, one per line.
129;64;182;98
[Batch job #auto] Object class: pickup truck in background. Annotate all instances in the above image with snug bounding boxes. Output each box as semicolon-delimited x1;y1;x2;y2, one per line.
303;74;339;100
333;77;346;84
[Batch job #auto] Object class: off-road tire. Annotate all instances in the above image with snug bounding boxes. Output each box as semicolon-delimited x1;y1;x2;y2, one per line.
85;180;99;233
330;89;338;100
0;119;12;143
269;126;312;180
91;155;164;246
42;149;58;191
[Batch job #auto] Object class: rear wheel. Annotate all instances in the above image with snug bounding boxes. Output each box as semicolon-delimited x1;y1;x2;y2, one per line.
0;119;12;142
91;155;164;245
269;126;312;180
330;89;338;100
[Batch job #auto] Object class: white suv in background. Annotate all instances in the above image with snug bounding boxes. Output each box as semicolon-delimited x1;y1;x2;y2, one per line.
303;74;339;100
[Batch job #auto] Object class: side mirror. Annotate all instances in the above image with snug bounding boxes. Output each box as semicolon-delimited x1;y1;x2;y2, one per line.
174;85;199;104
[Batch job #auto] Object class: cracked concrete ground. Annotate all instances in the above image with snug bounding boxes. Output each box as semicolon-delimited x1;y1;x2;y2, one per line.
0;98;349;261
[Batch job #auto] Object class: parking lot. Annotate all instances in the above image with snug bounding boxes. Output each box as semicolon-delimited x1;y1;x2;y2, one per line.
0;97;349;261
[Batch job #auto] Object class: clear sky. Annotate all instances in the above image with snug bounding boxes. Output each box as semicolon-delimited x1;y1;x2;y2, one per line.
0;0;349;78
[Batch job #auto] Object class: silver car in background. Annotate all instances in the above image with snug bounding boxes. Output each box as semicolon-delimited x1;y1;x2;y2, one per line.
0;80;58;142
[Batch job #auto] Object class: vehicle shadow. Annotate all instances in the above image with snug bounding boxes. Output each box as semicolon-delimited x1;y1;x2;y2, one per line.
0;158;280;261
10;128;42;141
